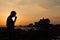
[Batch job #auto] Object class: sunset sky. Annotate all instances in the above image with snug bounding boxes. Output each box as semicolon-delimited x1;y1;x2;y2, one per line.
0;0;60;26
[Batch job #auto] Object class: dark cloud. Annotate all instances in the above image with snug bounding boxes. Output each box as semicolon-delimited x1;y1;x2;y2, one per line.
52;0;60;6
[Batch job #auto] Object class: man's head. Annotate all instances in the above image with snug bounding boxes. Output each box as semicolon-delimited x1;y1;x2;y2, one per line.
10;11;16;17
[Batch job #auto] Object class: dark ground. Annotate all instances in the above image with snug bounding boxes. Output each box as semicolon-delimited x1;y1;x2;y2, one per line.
0;28;60;40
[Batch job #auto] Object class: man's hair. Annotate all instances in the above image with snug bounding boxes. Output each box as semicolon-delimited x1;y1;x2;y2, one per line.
11;11;16;16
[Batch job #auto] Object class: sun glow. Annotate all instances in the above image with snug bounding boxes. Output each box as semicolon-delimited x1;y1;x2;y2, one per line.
0;0;60;27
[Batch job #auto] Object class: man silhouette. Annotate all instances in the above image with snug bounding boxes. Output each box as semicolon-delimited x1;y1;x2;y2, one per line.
6;11;17;40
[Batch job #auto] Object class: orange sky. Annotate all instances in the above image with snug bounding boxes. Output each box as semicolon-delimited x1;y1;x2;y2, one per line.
0;0;60;26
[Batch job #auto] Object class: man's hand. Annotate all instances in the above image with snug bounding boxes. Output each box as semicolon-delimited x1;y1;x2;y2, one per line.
15;16;17;20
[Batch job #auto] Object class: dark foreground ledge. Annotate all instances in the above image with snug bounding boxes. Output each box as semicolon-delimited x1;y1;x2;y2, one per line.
0;28;60;40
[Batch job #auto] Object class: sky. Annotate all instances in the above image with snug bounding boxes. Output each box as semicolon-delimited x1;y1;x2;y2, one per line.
0;0;60;26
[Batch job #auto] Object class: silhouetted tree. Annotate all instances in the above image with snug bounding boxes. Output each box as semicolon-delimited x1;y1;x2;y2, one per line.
28;23;34;27
36;18;50;31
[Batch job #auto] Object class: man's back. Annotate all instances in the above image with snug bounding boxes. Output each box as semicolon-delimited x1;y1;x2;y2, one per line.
7;16;14;29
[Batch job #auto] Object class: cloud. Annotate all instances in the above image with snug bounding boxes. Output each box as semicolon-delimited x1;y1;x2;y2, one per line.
0;0;21;8
53;16;60;24
54;16;60;19
47;6;60;16
17;4;48;17
17;0;60;7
